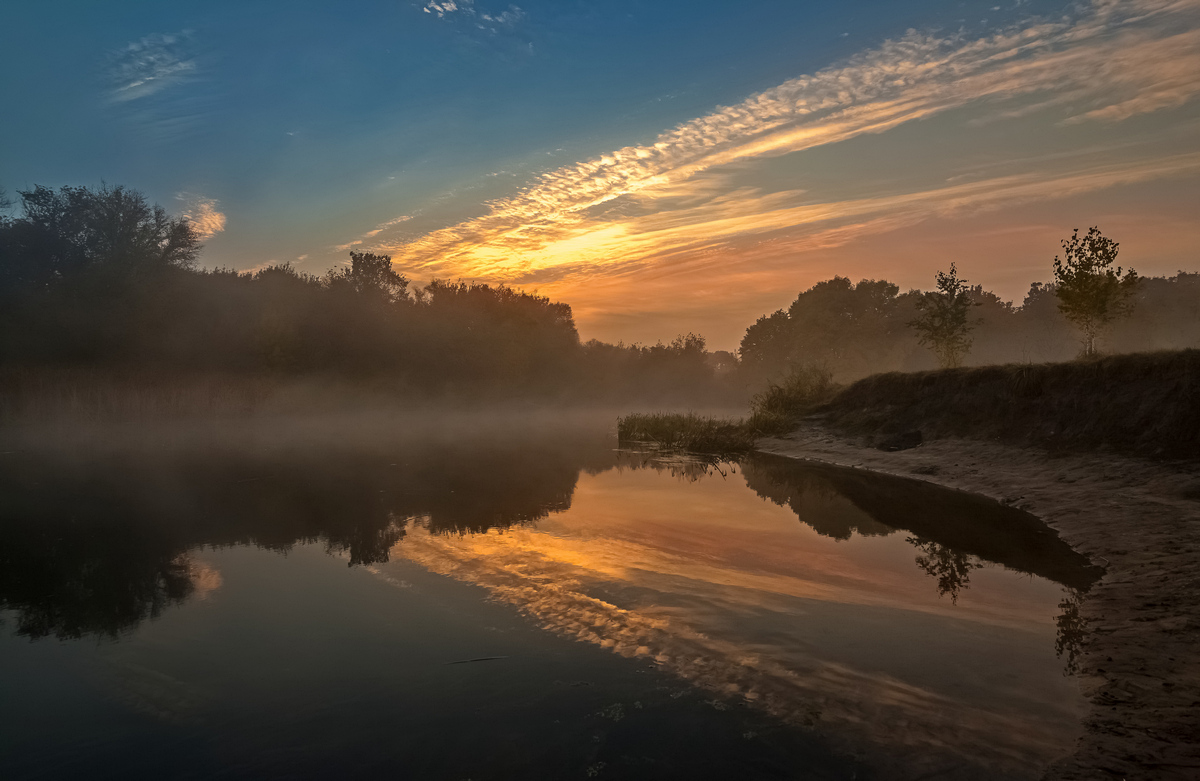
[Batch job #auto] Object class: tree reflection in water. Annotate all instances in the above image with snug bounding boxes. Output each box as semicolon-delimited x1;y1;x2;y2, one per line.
906;536;982;605
0;436;610;640
1055;588;1087;675
0;441;1100;648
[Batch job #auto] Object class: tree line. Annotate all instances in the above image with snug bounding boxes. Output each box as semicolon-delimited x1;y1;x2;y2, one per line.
2;182;1196;399
741;231;1197;385
0;184;726;403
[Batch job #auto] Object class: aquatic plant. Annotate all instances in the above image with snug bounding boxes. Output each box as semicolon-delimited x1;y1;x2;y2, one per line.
616;412;756;454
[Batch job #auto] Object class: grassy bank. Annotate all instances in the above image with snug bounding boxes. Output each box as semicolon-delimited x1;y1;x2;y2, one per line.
820;350;1200;459
620;351;1200;460
616;366;838;454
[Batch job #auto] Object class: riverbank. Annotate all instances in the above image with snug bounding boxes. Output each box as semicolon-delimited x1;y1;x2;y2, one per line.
758;426;1200;781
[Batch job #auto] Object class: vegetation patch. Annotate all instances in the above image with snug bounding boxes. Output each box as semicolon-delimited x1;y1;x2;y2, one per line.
616;412;756;455
746;365;841;435
617;367;840;454
820;349;1200;459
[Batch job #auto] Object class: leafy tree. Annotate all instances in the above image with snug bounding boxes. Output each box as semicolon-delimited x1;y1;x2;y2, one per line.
738;309;793;375
324;250;411;303
17;183;199;278
739;277;914;381
1052;226;1139;358
909;263;978;368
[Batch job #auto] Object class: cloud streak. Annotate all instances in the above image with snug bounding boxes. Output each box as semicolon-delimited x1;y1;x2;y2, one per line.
357;0;1200;285
108;32;197;102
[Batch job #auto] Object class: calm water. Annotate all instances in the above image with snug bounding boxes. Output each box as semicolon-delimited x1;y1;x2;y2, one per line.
0;426;1098;780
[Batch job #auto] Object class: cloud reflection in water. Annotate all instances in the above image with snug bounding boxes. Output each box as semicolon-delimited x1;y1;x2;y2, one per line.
396;456;1091;778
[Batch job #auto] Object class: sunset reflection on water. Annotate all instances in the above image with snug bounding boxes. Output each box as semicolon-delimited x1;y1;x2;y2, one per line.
394;454;1090;778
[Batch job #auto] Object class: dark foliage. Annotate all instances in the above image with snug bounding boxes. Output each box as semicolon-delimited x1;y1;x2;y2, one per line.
740;277;918;383
1052;227;1139;358
616;412;756;454
0;436;606;640
909;263;980;368
0;184;738;404
821;349;1200;459
740;453;1100;591
738;271;1200;384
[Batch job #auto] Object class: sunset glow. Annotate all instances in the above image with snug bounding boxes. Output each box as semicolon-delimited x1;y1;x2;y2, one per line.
4;0;1198;347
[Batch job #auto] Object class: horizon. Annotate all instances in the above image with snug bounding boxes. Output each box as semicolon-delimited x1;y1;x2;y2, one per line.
3;0;1199;351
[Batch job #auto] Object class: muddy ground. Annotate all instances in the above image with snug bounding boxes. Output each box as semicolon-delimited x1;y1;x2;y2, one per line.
758;427;1200;781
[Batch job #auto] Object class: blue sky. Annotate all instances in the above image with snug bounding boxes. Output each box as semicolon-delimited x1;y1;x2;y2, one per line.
3;0;1199;348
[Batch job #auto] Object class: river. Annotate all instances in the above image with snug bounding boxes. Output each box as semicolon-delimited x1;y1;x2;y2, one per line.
0;423;1098;780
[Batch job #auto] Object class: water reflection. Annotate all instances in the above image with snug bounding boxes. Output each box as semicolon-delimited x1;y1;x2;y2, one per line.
908;537;981;605
0;435;1099;779
1055;588;1088;676
0;436;608;639
740;453;1101;591
390;449;1101;778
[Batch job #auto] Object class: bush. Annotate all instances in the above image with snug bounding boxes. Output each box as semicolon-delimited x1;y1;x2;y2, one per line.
616;412;756;454
747;365;839;434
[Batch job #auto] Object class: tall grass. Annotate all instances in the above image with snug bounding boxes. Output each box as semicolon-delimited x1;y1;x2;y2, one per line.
746;365;840;434
616;367;840;454
0;367;281;425
616;412;756;454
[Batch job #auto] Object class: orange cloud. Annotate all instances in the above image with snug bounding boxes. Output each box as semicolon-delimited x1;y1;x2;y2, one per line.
349;0;1200;286
177;192;227;239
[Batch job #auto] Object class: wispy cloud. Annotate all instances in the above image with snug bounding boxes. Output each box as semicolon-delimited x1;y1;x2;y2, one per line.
358;0;1200;284
423;0;525;33
364;214;413;238
108;31;197;102
176;193;226;239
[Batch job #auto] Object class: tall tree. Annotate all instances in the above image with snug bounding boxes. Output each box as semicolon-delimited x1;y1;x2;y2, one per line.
324;251;411;303
1;183;200;297
1052;226;1138;358
739;277;912;381
909;263;978;368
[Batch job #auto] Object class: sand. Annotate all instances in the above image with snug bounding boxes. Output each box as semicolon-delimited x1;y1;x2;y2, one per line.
757;427;1200;781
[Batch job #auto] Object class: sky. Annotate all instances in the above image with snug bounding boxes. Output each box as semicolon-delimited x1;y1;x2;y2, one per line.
2;0;1198;350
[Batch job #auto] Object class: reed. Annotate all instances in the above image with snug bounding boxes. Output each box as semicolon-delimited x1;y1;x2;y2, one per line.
616;412;756;454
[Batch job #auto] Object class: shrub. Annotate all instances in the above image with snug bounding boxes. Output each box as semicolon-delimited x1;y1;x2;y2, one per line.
747;365;839;434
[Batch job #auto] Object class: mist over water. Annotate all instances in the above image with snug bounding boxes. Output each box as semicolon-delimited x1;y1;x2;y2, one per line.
1;418;1094;780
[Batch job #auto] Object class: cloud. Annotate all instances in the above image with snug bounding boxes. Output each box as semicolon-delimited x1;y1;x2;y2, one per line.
108;31;197;102
365;0;1200;282
363;214;413;238
422;0;525;32
176;193;226;239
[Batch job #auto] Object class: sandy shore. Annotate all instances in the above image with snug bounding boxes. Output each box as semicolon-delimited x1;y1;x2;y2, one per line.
757;427;1200;781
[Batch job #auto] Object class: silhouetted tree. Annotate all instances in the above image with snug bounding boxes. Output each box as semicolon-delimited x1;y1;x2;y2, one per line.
739;277;921;382
7;183;199;286
909;263;979;368
1052;227;1139;358
324;250;411;304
